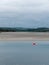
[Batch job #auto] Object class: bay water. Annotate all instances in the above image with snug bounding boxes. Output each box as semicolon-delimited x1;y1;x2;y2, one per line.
0;41;49;65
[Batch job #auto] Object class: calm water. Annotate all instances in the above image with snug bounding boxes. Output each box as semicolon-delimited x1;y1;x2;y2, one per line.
0;41;49;65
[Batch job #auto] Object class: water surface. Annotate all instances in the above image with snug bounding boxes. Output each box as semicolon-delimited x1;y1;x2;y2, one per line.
0;41;49;65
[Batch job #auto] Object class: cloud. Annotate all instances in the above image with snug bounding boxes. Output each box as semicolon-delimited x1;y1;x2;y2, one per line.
0;0;49;12
0;0;49;27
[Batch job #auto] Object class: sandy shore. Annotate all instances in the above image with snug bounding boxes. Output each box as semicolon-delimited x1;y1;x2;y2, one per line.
0;32;49;41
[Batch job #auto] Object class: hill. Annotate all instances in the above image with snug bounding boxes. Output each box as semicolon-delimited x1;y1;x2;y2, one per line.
0;27;49;32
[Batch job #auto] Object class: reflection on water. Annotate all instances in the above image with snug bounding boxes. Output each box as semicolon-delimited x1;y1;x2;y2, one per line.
0;41;49;65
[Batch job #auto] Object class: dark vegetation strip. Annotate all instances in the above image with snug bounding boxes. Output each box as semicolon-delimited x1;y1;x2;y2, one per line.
0;27;49;32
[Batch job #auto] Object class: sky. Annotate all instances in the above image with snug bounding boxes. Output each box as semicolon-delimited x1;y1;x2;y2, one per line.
0;0;49;28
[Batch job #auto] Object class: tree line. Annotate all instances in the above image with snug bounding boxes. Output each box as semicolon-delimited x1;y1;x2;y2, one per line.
0;27;49;32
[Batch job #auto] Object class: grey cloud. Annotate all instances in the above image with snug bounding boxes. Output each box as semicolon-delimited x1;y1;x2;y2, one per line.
0;0;49;28
0;0;49;12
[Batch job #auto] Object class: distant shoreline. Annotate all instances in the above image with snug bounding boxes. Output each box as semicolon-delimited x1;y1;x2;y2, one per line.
0;27;49;32
0;32;49;41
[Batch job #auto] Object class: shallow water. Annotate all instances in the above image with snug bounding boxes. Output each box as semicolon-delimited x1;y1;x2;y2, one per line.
0;41;49;65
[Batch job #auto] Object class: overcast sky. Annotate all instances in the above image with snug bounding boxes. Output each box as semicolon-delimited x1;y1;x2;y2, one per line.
0;0;49;28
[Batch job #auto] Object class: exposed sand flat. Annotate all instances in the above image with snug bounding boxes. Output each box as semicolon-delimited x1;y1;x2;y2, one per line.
0;32;49;41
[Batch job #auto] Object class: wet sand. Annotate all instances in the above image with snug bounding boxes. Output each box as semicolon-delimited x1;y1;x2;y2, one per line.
0;32;49;41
